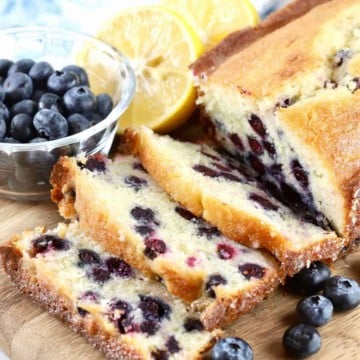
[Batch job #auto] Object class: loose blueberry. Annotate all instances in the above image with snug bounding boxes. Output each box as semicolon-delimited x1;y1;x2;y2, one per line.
47;70;79;95
282;324;321;358
205;274;227;298
96;93;113;118
67;113;90;135
78;248;102;265
0;117;6;139
63;86;96;114
183;318;204;332
249;192;278;211
62;64;89;86
210;337;254;360
33;109;68;140
38;93;65;113
130;206;156;223
8;58;35;74
323;276;360;311
249;114;266;137
31;234;70;256
286;261;331;295
10;99;37;117
124;175;147;191
3;72;33;104
239;263;266;280
144;238;167;259
11;113;37;142
29;61;54;86
105;257;133;277
0;59;13;77
296;295;333;327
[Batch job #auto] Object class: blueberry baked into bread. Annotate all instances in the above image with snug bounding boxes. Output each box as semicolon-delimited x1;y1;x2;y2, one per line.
126;127;343;275
0;222;219;360
191;0;360;243
50;154;280;329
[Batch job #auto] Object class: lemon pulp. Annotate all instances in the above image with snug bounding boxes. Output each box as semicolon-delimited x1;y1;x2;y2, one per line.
97;6;204;133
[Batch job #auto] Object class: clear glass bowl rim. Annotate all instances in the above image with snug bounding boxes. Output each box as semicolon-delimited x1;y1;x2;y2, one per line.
0;26;136;153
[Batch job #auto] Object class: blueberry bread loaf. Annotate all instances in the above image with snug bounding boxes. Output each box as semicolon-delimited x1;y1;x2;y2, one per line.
0;222;219;360
50;154;280;329
126;127;344;275
191;0;360;243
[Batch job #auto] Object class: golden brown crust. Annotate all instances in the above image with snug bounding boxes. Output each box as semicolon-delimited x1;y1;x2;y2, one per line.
50;158;78;220
0;240;145;360
190;0;331;76
125;127;343;276
202;194;344;275
278;91;360;240
199;273;279;330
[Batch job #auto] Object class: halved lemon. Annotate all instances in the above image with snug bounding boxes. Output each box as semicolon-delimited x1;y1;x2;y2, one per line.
162;0;260;49
96;6;204;133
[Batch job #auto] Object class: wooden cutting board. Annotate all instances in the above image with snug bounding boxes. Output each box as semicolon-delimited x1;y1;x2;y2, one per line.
0;197;360;359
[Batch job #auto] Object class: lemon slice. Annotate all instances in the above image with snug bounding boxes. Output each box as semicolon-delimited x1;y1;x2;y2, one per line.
162;0;260;49
97;6;204;133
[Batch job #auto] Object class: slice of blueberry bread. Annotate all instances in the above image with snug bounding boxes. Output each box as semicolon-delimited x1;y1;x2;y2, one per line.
0;222;220;360
50;154;281;329
191;0;360;243
126;126;344;275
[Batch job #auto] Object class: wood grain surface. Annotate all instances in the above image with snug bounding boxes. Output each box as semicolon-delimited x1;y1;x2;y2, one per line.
0;196;359;359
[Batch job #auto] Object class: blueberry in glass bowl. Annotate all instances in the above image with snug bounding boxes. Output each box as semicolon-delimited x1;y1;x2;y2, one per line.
0;27;135;201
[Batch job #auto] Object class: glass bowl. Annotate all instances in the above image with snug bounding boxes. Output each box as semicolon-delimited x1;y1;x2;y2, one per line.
0;27;136;201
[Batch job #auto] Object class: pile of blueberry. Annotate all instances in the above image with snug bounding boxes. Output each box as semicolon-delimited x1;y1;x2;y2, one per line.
203;262;360;360
283;262;360;358
0;58;113;143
